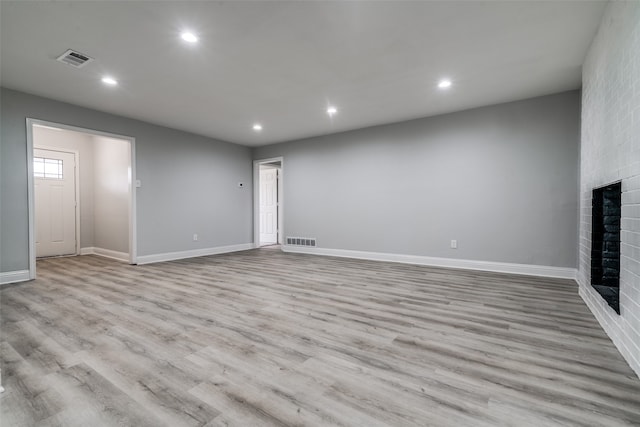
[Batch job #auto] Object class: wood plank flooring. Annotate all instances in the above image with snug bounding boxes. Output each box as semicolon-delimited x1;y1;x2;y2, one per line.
1;248;640;426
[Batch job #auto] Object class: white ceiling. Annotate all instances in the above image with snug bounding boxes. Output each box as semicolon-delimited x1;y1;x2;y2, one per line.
0;1;606;147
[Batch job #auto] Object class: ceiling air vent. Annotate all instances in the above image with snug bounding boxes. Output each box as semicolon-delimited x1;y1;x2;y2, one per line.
56;49;94;68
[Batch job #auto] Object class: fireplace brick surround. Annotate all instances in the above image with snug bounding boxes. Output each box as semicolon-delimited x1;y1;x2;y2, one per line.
578;1;640;377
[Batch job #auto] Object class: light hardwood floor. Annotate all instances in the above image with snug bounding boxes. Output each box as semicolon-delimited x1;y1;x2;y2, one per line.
1;249;640;426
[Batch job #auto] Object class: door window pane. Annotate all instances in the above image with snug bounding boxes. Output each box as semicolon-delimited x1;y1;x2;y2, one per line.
34;157;63;179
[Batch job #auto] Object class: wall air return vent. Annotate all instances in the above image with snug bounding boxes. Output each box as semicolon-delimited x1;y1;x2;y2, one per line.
286;237;316;247
56;49;94;68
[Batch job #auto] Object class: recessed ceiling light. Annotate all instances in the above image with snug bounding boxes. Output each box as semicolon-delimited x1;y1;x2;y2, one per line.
438;79;452;89
181;32;198;43
327;106;338;116
101;76;118;86
253;124;263;131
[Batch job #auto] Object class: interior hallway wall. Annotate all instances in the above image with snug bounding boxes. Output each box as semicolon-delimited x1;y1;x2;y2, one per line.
92;136;130;254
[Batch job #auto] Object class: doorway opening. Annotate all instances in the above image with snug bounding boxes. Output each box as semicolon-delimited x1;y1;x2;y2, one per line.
253;157;283;247
27;119;137;279
33;147;79;258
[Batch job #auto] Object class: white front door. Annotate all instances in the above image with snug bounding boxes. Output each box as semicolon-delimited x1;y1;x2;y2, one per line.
259;168;278;245
34;148;77;257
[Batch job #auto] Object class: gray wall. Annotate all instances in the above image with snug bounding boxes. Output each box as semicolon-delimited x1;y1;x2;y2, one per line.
1;87;253;272
254;91;580;268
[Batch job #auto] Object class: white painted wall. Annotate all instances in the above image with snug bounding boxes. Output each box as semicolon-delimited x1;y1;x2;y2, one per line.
33;126;95;248
579;1;640;377
92;136;130;254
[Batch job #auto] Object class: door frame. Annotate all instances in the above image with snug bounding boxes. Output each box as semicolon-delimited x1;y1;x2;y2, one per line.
253;157;283;247
33;146;81;257
26;118;138;280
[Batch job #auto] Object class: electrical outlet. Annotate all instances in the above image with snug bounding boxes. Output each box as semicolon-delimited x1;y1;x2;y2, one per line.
451;239;457;249
193;234;198;241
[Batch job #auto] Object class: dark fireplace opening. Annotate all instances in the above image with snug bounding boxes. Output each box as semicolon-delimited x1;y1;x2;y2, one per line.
591;182;621;314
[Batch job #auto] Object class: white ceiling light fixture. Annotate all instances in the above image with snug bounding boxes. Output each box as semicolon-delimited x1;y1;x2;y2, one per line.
181;32;198;43
253;124;263;131
438;79;452;89
327;106;338;116
101;76;118;86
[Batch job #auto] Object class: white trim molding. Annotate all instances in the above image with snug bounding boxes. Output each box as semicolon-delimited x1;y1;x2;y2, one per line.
80;247;129;262
282;246;577;280
79;247;94;256
136;243;256;265
0;270;31;285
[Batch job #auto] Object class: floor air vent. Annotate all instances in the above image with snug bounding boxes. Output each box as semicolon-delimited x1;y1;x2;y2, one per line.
56;49;94;68
286;237;316;247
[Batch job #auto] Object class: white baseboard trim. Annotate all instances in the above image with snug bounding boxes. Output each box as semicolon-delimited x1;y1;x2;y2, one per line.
578;285;640;379
136;243;256;265
281;246;577;280
80;247;129;262
0;270;31;285
79;247;95;256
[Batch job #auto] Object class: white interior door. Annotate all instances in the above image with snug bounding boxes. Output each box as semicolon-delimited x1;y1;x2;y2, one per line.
34;148;77;257
259;167;278;245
